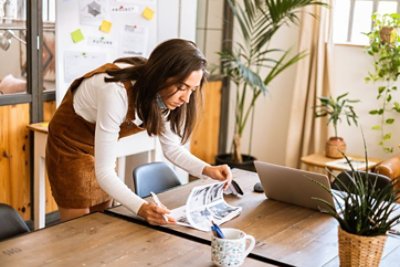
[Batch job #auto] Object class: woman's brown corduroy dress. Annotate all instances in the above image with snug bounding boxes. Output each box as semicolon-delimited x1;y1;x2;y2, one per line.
45;64;144;209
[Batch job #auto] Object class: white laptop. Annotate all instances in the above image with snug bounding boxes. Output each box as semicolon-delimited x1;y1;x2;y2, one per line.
254;160;340;212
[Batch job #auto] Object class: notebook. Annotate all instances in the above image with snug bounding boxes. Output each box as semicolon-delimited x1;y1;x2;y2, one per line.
254;160;341;212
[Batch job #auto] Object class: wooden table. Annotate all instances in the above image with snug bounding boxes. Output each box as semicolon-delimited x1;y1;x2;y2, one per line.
27;122;162;230
301;153;381;181
107;169;400;267
0;212;270;267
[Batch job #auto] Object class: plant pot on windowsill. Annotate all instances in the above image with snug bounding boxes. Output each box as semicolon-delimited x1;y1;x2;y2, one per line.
326;137;346;159
215;153;256;172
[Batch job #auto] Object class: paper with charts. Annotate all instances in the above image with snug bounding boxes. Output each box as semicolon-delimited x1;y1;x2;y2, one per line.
170;182;242;232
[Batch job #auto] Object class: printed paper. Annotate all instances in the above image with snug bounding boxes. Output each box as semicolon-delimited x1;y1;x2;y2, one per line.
119;24;148;56
63;51;107;82
79;0;107;26
170;182;242;232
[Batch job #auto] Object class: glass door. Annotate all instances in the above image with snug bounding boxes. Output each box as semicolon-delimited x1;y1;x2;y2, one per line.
0;0;28;98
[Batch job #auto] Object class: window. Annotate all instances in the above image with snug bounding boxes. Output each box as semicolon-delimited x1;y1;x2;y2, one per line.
333;0;400;44
0;0;55;123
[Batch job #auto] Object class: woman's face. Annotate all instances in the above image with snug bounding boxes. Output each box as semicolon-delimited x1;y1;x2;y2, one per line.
160;69;203;110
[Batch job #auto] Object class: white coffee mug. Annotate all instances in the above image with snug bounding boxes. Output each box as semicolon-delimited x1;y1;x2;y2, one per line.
211;228;256;267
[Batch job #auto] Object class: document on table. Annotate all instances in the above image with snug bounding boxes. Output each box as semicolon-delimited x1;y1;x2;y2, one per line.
169;182;242;232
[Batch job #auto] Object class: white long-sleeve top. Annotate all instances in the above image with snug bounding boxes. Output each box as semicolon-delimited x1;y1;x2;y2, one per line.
73;72;210;214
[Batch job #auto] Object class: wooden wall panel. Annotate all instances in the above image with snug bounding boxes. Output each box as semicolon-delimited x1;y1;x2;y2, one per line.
0;101;57;220
190;80;222;164
0;104;31;220
0;106;11;205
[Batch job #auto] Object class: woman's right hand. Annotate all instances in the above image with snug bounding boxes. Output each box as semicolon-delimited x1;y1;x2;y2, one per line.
137;202;176;225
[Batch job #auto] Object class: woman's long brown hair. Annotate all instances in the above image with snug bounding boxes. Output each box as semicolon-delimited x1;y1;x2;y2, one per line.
105;39;207;143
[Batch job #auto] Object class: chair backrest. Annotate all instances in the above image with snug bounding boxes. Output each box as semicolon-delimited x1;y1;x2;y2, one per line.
374;155;400;180
133;162;182;198
332;170;392;198
0;203;30;241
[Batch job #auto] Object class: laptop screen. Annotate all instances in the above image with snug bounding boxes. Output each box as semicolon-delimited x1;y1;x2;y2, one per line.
254;160;337;212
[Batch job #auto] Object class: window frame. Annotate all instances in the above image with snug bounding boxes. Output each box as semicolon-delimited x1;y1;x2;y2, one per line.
0;0;55;123
344;0;400;43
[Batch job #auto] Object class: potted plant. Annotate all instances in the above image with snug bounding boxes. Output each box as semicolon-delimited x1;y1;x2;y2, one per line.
314;92;359;158
365;13;400;153
216;0;326;170
312;140;400;267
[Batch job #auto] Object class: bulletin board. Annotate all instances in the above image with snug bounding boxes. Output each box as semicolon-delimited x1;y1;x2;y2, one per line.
55;0;158;105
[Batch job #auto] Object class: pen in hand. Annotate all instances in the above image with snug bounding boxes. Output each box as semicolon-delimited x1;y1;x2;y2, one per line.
150;191;169;223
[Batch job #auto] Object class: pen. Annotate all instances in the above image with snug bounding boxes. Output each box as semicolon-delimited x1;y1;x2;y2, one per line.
389;229;400;236
211;220;224;238
150;191;168;222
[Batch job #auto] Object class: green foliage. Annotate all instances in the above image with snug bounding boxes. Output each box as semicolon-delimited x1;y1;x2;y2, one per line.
219;0;326;162
314;92;359;138
365;13;400;153
312;136;400;236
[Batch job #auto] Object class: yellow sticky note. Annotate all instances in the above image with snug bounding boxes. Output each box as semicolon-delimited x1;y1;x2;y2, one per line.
71;29;84;43
142;7;154;20
100;20;112;33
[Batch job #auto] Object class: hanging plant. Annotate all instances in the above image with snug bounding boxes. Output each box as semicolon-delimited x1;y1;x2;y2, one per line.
365;13;400;153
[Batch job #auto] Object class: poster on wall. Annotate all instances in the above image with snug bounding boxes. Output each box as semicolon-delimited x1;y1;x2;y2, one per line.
119;24;148;57
63;51;107;83
79;0;108;26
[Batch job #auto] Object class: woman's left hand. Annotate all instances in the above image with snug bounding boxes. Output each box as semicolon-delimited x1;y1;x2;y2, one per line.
202;165;232;189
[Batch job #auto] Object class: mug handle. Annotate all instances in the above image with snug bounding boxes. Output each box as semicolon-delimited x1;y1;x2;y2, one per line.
243;234;256;257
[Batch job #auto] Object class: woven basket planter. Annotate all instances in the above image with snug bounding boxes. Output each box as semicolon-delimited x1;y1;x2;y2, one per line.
338;227;387;267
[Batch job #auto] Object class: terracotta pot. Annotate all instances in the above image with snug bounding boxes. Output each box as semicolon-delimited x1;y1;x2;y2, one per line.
338;227;387;267
325;137;346;158
380;26;393;44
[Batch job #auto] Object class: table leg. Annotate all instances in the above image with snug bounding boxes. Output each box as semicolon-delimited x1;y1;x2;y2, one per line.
34;156;46;230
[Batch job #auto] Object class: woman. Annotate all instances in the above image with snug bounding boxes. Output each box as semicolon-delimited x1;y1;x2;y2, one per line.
45;39;232;225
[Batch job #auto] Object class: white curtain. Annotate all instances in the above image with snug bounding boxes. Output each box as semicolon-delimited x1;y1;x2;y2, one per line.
284;1;334;168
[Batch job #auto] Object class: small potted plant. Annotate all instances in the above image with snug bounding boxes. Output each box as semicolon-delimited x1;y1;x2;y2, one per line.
314;92;359;158
312;140;400;267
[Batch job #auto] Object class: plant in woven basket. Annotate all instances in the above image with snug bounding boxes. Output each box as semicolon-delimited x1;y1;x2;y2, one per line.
312;136;400;266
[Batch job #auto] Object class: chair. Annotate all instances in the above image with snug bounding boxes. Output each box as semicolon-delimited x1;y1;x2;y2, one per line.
374;155;400;184
0;203;30;241
133;162;182;198
331;170;392;199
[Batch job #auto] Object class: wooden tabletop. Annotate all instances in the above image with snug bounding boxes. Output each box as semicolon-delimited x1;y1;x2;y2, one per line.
301;153;382;171
27;122;49;134
0;212;271;267
108;169;400;267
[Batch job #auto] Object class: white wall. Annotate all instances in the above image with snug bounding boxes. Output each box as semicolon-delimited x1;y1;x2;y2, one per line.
229;39;400;165
226;24;300;165
331;44;400;159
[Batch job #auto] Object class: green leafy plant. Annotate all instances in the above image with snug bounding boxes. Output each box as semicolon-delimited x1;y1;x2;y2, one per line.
312;136;400;236
219;0;326;163
314;92;359;138
365;13;400;153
